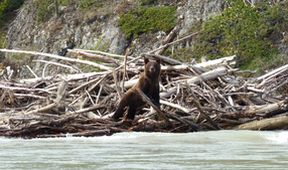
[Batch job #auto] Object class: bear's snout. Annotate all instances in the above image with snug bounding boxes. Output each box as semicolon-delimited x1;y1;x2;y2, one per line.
150;66;156;73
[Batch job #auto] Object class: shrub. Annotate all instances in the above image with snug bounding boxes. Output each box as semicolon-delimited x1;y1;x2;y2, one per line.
0;31;6;48
0;0;24;13
0;0;25;25
78;0;105;9
33;0;54;22
191;0;288;70
139;0;158;6
59;0;71;6
119;6;176;39
33;0;72;22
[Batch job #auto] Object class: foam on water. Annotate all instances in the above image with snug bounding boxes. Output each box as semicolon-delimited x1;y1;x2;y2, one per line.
0;130;287;144
261;131;288;144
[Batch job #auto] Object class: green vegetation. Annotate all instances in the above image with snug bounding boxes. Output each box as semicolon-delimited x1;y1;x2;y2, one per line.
189;0;288;70
78;0;105;9
92;37;110;52
0;32;6;48
34;0;106;22
59;0;71;6
33;0;71;22
119;6;176;39
139;0;158;6
0;0;24;26
34;0;71;22
33;0;55;22
0;0;25;16
0;0;24;49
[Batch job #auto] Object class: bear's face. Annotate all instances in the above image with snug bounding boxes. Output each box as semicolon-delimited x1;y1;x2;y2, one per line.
144;58;161;79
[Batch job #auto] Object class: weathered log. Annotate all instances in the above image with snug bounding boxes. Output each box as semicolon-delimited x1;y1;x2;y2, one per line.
160;100;192;114
243;99;288;116
257;63;288;82
234;114;288;130
185;66;230;84
68;49;120;64
19;71;109;84
143;53;182;65
148;31;200;54
73;48;134;59
193;55;236;68
160;55;235;71
160;66;233;98
155;24;181;55
0;83;52;94
34;59;80;73
0;48;112;71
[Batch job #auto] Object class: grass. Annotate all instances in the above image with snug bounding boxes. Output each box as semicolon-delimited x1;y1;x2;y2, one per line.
0;32;6;48
33;0;54;23
78;0;105;9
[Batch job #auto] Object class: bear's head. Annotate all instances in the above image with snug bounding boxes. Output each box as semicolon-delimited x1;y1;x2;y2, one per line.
144;57;161;79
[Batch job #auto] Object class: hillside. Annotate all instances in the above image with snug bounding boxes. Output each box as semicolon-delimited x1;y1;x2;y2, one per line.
6;0;225;54
2;0;226;77
0;0;287;78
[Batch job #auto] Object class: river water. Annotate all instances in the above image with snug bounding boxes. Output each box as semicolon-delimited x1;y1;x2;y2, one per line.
0;130;287;170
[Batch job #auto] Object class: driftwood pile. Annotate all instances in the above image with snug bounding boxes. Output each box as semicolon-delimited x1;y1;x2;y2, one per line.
0;48;288;138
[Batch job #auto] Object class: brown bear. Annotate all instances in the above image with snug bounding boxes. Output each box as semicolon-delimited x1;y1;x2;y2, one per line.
112;57;161;121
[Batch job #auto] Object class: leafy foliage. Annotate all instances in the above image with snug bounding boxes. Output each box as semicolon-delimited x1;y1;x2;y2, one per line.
78;0;105;9
0;0;24;48
191;0;288;70
34;0;72;22
59;0;71;6
119;6;176;39
34;0;54;23
139;0;158;6
0;0;24;25
0;32;6;48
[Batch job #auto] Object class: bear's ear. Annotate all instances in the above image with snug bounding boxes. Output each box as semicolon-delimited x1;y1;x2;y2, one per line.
144;57;149;64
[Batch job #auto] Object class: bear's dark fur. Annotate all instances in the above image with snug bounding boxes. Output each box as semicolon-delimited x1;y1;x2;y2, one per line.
112;57;161;121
